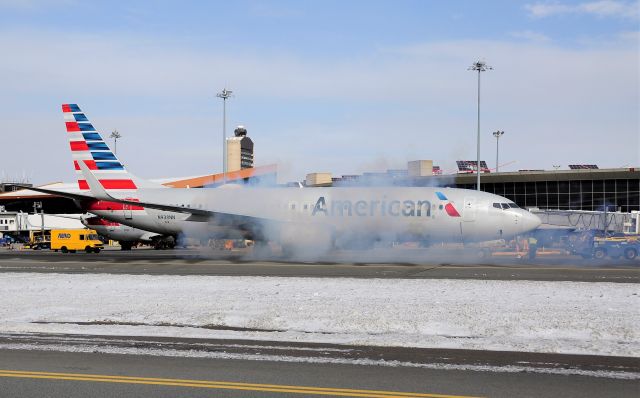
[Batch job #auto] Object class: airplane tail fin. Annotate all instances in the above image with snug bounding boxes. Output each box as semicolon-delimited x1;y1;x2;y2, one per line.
62;104;162;194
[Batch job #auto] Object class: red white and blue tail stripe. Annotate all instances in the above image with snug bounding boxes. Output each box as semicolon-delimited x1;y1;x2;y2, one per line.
62;104;137;191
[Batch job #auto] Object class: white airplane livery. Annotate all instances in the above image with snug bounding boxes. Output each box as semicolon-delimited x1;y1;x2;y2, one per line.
27;104;541;252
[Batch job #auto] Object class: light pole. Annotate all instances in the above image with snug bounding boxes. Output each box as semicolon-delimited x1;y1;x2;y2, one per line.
468;60;492;190
33;201;44;242
216;88;233;184
109;130;122;155
492;130;504;172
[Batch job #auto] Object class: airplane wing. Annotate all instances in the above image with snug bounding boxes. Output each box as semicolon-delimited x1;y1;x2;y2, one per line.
15;183;206;217
14;184;96;202
17;181;273;235
18;163;284;240
75;161;280;232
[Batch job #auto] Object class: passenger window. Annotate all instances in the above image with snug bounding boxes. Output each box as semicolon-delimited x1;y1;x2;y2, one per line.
493;203;501;209
501;203;510;210
80;235;85;240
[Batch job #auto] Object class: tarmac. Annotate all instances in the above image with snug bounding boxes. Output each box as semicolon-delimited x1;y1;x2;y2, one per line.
1;247;638;397
0;247;637;282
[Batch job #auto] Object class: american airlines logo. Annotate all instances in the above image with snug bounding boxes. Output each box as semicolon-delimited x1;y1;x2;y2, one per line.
435;192;461;217
312;197;432;217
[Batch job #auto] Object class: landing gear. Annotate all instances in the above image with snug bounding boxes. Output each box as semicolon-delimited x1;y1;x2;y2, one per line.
120;241;133;251
153;236;176;250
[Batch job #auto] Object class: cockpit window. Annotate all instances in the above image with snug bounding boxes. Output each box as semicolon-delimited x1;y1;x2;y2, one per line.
494;202;520;210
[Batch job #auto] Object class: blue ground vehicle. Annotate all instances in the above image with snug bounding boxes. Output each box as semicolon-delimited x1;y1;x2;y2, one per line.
592;237;639;260
567;230;640;261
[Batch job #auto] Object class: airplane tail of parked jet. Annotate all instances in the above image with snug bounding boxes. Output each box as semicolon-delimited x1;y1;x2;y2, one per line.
62;103;162;195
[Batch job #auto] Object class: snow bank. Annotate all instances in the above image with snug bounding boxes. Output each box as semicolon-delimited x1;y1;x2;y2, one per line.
0;273;638;357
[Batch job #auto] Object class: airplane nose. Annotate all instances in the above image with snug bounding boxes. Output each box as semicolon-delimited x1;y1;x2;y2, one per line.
521;211;542;232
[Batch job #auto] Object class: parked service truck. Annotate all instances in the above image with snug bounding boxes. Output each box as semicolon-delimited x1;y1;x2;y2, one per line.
51;229;103;253
592;236;639;260
568;230;639;261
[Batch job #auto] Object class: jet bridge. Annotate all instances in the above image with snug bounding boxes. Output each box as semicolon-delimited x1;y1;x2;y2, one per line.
530;209;634;233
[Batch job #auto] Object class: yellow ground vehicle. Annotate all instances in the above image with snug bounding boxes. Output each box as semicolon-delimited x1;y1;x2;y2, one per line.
51;229;104;253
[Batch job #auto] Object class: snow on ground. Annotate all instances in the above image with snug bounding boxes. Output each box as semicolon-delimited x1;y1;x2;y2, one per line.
0;273;638;357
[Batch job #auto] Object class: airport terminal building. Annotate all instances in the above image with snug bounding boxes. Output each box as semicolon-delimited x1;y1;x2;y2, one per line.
421;168;639;213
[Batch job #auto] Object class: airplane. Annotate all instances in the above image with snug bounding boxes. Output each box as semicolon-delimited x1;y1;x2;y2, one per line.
23;104;542;255
81;215;160;250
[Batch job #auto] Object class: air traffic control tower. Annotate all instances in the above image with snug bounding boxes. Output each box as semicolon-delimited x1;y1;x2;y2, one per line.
226;125;254;173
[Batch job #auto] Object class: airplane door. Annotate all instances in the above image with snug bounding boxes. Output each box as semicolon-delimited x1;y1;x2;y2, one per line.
123;204;133;220
463;197;476;222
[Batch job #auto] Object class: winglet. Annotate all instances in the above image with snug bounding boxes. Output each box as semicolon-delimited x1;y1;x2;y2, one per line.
77;160;114;202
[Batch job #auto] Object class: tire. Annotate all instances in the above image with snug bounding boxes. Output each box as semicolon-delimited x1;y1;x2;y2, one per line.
93;248;101;253
624;248;637;260
85;246;93;253
61;246;68;253
593;248;606;260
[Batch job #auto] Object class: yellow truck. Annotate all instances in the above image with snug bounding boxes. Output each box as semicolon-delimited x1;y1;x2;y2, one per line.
51;229;104;253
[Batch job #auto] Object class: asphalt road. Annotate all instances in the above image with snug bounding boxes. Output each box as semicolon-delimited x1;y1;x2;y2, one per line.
0;343;638;398
0;248;638;282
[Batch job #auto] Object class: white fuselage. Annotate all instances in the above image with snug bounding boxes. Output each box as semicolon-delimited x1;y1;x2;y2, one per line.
86;186;541;244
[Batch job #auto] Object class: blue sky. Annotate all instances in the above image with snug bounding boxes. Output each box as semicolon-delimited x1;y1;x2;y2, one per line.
0;0;638;183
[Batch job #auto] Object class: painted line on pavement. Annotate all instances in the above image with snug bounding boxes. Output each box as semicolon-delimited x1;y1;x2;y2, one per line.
0;369;480;398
